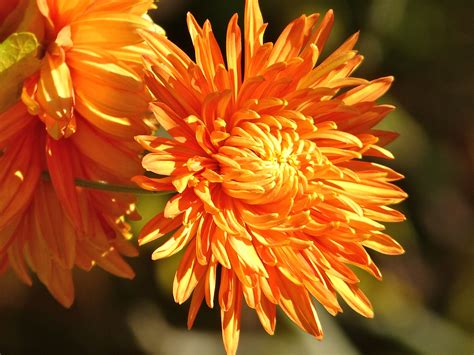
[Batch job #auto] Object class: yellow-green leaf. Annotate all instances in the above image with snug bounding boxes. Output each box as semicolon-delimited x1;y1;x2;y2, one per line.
0;31;41;113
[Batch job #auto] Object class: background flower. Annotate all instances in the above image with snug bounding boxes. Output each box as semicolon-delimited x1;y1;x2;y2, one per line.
0;0;160;307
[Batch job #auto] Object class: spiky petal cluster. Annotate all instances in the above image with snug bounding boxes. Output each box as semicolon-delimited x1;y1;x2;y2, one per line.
0;0;160;306
135;0;407;353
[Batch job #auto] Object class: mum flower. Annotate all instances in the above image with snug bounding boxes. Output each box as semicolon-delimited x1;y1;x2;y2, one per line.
135;0;407;353
0;0;161;307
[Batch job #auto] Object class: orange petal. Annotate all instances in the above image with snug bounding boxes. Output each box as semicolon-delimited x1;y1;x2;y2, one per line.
244;0;264;71
363;232;405;255
226;14;242;96
328;274;374;318
32;182;76;269
341;77;394;105
151;222;198;260
220;271;242;355
36;51;75;139
255;296;276;335
0;125;41;232
46;136;84;232
71;13;148;48
187;279;205;329
173;239;206;304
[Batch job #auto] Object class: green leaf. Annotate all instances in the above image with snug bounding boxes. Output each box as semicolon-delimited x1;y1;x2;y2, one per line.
0;31;41;113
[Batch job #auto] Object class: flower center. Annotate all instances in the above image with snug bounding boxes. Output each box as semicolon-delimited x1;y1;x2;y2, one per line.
215;125;305;206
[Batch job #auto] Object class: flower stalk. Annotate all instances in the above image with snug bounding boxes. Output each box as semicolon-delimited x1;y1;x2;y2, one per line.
40;171;173;196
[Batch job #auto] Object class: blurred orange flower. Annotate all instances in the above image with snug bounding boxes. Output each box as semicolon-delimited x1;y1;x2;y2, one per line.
0;0;161;306
134;0;407;353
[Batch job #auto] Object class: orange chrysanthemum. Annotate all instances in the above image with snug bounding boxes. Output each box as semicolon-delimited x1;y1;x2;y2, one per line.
134;0;407;353
0;0;160;306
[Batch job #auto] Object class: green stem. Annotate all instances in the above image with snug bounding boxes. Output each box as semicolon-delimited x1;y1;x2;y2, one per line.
41;172;173;196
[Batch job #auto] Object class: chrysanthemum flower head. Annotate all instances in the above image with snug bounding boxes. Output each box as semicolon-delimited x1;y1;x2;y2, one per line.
135;0;407;353
0;0;160;306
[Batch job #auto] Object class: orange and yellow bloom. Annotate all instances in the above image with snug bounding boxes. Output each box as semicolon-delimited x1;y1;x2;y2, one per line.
0;0;160;306
134;0;407;353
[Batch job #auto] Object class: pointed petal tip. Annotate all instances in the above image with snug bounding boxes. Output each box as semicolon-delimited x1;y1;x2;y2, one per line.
110;262;136;280
62;300;74;309
134;134;148;144
380;75;395;84
268;329;275;336
56;293;75;309
351;31;360;42
125;271;136;280
131;175;141;185
151;250;163;260
137;236;148;246
365;309;375;318
21;275;33;287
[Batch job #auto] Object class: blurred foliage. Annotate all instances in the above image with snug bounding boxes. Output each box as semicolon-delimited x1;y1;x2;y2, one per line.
0;0;473;354
0;32;40;112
